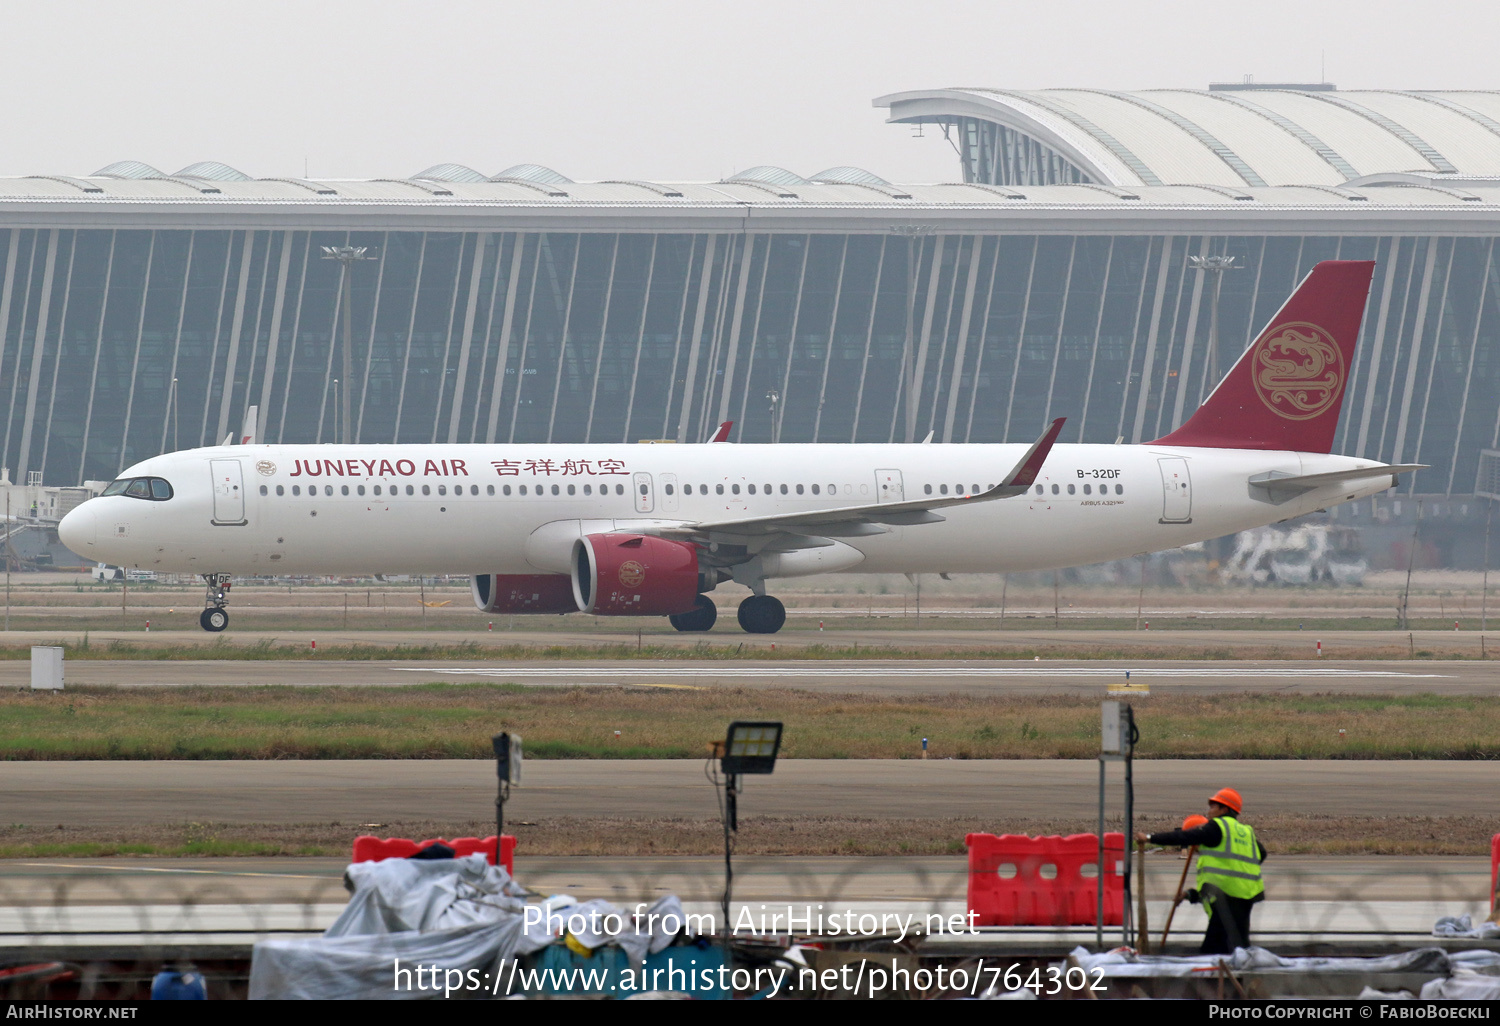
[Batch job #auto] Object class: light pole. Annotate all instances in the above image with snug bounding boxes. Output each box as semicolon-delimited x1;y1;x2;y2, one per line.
891;225;937;443
320;245;378;446
1188;255;1240;388
765;390;780;444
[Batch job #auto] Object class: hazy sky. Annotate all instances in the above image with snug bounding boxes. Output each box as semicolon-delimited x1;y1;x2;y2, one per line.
4;0;1499;184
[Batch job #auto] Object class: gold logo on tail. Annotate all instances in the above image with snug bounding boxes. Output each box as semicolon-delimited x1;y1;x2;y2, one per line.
1250;321;1344;421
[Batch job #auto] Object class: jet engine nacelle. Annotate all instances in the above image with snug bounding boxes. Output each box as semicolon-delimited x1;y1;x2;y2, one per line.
471;573;577;614
572;533;700;616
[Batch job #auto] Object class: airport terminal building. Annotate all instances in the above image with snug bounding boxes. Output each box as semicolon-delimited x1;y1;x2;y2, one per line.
4;85;1500;563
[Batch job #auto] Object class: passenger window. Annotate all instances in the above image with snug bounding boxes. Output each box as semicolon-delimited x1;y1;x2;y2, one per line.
793;484;802;495
700;485;708;495
471;485;478;496
1034;485;1042;495
259;485;267;496
503;485;511;495
373;485;381;496
764;484;771;494
1116;484;1124;495
325;485;333;496
811;484;820;495
956;484;964;494
582;484;591;495
748;484;756;495
292;485;301;496
972;484;980;493
1051;484;1059;495
438;485;447;496
341;485;349;496
731;484;740;495
519;485;527;495
1083;484;1091;495
567;484;576;495
925;484;932;495
716;484;724;495
779;484;788;495
828;483;835;494
939;484;948;495
487;485;494;496
551;484;560;496
422;485;431;496
1067;484;1076;495
664;484;673;495
357;485;366;496
639;483;648;495
276;485;285;496
406;485;414;496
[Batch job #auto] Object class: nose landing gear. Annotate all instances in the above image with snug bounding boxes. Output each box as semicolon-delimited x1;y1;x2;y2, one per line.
200;573;231;632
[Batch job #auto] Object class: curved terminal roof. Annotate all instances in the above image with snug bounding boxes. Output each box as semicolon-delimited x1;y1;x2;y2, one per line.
4;154;1497;237
175;161;251;182
876;87;1500;188
413;163;489;183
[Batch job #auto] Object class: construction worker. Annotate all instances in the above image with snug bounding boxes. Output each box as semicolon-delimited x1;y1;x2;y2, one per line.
1136;788;1266;954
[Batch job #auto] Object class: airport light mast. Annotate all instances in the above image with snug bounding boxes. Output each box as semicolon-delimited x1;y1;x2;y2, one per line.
321;245;378;445
1189;255;1240;389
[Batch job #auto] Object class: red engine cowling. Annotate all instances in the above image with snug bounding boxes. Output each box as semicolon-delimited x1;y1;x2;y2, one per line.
572;534;700;616
471;573;578;614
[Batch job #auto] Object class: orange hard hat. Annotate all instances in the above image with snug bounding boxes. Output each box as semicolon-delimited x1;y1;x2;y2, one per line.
1182;814;1209;830
1208;788;1243;814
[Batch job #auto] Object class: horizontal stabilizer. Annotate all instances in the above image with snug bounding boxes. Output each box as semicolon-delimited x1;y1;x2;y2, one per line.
1249;464;1424;503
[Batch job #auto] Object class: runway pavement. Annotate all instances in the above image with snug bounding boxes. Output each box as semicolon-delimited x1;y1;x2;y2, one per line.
4;759;1493;827
0;657;1489;694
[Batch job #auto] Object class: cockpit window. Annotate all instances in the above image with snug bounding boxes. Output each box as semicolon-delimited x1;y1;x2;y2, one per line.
103;477;174;501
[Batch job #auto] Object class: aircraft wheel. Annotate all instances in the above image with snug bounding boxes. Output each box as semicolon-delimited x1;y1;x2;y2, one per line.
669;595;718;632
737;594;786;634
200;608;229;633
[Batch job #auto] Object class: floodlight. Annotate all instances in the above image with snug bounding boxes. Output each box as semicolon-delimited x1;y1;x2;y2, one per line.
721;721;783;775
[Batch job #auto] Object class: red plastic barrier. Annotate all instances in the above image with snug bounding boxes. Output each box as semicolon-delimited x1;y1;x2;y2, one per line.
1490;834;1499;912
353;835;515;875
965;832;1124;926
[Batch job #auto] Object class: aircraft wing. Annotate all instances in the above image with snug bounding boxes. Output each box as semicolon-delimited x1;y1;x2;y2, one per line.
652;418;1065;542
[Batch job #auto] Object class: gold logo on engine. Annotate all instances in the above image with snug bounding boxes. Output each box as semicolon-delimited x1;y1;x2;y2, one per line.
618;560;645;588
255;460;277;476
1250;321;1344;421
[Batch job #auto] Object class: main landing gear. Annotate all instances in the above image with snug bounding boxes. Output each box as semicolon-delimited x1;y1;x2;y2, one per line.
668;594;718;633
737;594;786;635
200;573;231;632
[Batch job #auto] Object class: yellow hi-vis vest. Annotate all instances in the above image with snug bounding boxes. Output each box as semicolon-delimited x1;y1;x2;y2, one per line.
1195;815;1264;901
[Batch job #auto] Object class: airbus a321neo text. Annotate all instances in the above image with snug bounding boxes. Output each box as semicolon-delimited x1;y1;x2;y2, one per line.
60;261;1418;635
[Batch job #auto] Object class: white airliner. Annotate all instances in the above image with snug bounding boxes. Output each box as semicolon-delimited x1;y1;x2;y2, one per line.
59;260;1419;635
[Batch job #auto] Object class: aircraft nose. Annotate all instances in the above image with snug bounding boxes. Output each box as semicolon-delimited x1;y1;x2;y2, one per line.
58;504;97;555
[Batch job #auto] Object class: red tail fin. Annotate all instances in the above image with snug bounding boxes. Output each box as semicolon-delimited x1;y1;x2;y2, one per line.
1152;260;1375;453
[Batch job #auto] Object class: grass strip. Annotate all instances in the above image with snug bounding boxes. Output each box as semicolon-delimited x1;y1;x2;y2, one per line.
2;685;1498;760
0;815;1492;858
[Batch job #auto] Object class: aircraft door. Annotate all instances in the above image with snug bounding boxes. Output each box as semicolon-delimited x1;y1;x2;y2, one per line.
1157;458;1192;523
874;469;905;503
659;472;679;514
210;459;247;525
633;472;655;514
